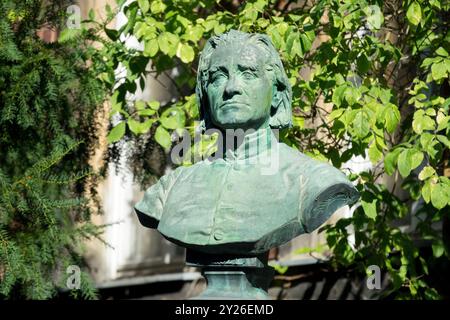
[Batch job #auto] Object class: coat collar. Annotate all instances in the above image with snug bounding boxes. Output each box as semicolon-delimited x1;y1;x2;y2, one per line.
223;127;276;161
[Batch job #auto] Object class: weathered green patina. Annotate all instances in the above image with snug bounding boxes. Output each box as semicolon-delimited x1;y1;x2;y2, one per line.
135;30;359;299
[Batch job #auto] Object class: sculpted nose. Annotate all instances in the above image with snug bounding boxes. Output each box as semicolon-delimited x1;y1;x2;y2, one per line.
224;75;242;99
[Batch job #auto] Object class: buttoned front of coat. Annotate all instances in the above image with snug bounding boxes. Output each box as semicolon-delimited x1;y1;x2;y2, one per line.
135;128;359;255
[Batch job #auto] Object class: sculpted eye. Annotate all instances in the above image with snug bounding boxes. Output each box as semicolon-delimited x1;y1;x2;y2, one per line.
210;72;226;83
241;70;256;80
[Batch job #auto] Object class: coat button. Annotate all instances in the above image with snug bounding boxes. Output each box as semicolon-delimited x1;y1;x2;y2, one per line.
213;229;224;241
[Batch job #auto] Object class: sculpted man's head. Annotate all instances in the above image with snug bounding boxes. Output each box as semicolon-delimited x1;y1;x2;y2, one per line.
196;30;293;131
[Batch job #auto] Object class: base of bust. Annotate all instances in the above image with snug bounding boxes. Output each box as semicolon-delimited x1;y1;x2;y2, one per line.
186;250;274;300
192;270;271;300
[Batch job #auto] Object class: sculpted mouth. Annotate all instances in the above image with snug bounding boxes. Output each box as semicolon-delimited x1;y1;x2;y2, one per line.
219;102;249;109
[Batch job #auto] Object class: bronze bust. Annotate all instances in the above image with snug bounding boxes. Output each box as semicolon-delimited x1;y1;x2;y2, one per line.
135;30;359;298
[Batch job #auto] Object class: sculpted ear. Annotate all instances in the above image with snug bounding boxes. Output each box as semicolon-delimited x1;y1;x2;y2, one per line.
269;82;292;129
195;69;213;131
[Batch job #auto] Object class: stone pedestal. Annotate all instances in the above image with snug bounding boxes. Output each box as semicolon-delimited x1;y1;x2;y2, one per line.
186;250;274;300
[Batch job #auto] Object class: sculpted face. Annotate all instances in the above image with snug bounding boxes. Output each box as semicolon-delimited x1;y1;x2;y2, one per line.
206;42;274;130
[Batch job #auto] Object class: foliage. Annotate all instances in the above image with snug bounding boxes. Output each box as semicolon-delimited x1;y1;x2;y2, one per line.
0;0;108;299
84;0;450;299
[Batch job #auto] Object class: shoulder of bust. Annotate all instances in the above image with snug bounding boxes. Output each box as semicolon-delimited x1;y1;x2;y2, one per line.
277;143;328;171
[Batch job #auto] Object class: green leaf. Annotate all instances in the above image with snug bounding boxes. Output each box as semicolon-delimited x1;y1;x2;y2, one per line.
420;132;434;147
437;115;450;131
352;110;370;138
413;112;435;134
106;4;113;16
437;135;450;149
379;88;392;105
257;18;270;28
128;119;140;134
420;133;439;158
137;0;149;14
155;126;172;150
364;5;384;30
213;23;226;35
368;142;383;164
160;107;186;129
431;61;448;81
58;28;82;43
436;47;449;57
410;150;424;171
344;86;361;106
275;22;289;36
107;122;126;143
104;28;119;41
88;9;96;21
406;2;422;26
176;15;191;28
429;0;441;9
300;33;313;53
158;32;179;57
148;101;160;110
268;29;283;49
128;118;153;134
285;32;298;58
332;85;346;107
135;100;146;110
424;287;441;300
432;241;444;258
382;104;401;133
357;53;370;74
421;57;436;69
178;43;195;63
184;25;204;43
144;38;159;57
110;91;123;113
138;109;155;116
329;108;345;120
431;183;448;209
397;149;412;178
272;264;289;275
122;4;138;35
151;0;166;14
292;116;304;128
203;18;218;32
291;38;303;58
422;179;433;203
418;166;436;181
242;5;258;22
384;148;401;175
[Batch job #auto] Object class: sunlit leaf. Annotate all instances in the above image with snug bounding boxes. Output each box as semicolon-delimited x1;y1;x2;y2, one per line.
144;38;159;57
178;43;195;63
155;126;172;150
364;5;384;30
160;107;186;129
361;198;377;220
418;166;436;181
107;122;126;143
352;110;370;138
397;149;412;178
431;183;449;209
406;2;422;26
137;0;149;14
